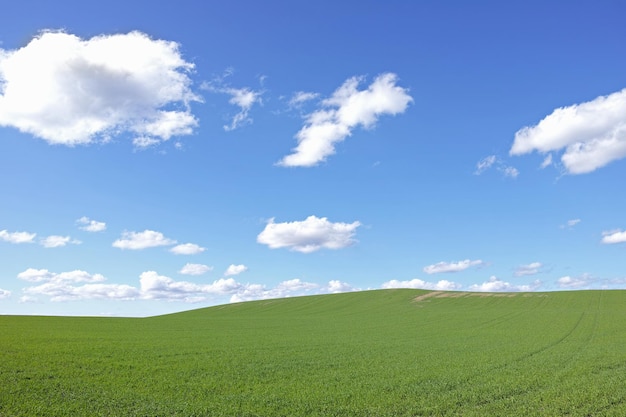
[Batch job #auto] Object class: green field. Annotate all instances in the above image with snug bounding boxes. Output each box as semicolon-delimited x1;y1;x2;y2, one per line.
1;289;625;416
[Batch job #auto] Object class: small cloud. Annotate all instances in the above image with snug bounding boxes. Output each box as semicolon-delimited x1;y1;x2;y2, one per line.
474;155;497;175
179;263;213;276
601;229;626;244
224;264;248;276
257;215;361;253
0;288;11;299
469;276;541;292
169;243;206;255
557;274;595;289
0;229;36;244
540;154;553;169
324;280;358;293
277;73;412;167
514;262;543;277
474;155;519;178
76;217;106;232
560;219;581;229
288;91;319;108
40;235;81;248
423;259;483;274
112;230;176;250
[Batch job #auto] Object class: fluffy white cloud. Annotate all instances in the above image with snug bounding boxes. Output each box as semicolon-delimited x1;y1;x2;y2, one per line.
423;259;483;274
557;275;595;289
469;276;541;292
18;268;133;302
179;263;213;276
112;230;176;250
510;88;626;174
325;280;358;293
257;215;361;253
278;73;412;167
40;235;81;248
601;229;626;244
381;279;462;291
0;229;36;244
229;278;321;303
169;243;205;255
224;264;248;276
0;288;11;299
514;262;543;277
0;30;199;147
76;217;106;232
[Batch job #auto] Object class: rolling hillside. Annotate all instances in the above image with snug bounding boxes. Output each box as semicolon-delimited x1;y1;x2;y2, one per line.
1;289;625;416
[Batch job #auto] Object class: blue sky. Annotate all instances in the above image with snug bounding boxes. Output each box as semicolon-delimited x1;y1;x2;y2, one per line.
1;0;625;316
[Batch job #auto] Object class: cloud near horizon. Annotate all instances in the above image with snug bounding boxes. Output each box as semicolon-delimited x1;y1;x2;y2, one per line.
510;88;626;174
0;30;200;147
381;279;462;291
277;73;412;167
257;215;361;253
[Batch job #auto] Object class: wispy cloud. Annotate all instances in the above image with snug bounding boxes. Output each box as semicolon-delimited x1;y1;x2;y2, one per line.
560;219;581;229
510;88;626;174
278;73;412;167
423;259;484;274
514;262;543;277
557;274;595;289
257;215;361;253
474;155;519;178
0;30;200;147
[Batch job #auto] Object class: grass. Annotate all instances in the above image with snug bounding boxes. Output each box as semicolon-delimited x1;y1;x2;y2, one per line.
1;289;626;416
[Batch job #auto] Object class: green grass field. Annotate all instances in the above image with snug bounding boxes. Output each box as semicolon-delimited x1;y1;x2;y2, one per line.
1;289;626;416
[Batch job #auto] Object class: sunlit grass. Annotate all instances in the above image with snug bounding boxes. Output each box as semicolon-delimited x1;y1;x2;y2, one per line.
1;289;625;416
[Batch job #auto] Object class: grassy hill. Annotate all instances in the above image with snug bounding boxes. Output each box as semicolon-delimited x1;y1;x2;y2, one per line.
1;289;625;416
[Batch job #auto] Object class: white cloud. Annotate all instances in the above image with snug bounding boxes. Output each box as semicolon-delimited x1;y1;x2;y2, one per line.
325;280;358;293
514;262;543;277
112;230;176;250
0;288;11;299
257;215;361;253
229;278;321;303
561;219;581;229
222;87;262;131
278;73;412;167
474;155;496;175
224;264;248;276
288;91;319;108
169;243;205;255
381;279;462;291
40;235;81;248
469;276;541;292
0;30;200;147
557;274;595;289
423;259;483;274
76;217;106;232
474;155;519;178
601;229;626;244
510;88;626;174
179;263;213;276
0;229;36;244
541;153;553;169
